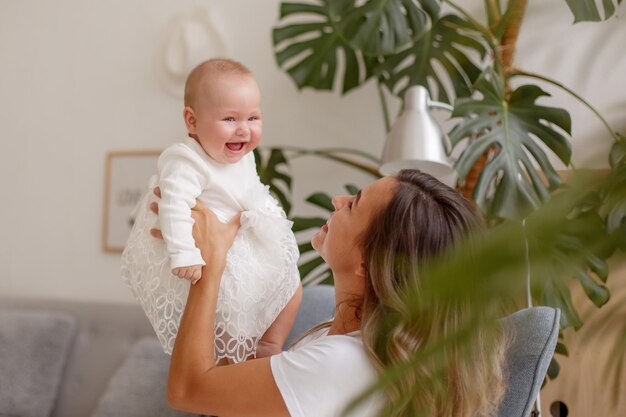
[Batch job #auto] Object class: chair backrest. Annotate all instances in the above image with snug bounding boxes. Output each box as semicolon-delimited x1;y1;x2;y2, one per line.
496;307;560;417
284;284;336;349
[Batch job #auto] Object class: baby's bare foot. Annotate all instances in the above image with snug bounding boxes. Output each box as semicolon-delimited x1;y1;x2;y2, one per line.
172;265;202;283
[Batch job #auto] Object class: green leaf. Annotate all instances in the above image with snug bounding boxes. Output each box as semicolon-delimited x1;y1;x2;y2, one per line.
379;14;487;103
255;148;293;215
574;269;610;307
298;255;327;277
449;70;572;220
292;216;326;232
345;183;360;195
279;2;327;18
302;267;335;286
541;275;583;330
272;0;375;94
547;357;561;379
599;139;626;233
587;254;609;282
609;135;626;168
298;241;314;254
555;341;569;356
564;0;623;22
306;192;334;211
332;0;430;56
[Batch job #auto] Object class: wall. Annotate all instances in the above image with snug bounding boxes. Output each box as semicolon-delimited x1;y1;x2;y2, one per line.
1;0;624;303
0;0;384;303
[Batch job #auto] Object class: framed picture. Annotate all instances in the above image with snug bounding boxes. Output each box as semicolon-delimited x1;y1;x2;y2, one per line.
102;150;161;252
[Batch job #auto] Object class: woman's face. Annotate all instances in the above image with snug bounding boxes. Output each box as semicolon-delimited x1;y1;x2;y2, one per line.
312;176;397;276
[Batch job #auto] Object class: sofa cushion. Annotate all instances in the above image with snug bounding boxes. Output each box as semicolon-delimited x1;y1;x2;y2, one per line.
0;309;77;417
92;337;199;417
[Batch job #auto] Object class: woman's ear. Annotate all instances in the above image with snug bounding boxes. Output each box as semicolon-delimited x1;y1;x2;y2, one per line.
183;107;197;135
356;261;367;279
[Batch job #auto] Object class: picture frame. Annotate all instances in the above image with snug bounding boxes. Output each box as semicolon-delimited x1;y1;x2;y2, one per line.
102;150;161;252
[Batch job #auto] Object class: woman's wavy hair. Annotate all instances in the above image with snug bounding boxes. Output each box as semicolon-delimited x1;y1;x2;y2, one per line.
360;170;507;417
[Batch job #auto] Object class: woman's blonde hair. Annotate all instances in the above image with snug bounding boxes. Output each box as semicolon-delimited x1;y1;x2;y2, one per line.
360;170;507;417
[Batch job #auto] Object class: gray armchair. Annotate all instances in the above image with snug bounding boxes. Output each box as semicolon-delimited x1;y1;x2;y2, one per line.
497;307;561;417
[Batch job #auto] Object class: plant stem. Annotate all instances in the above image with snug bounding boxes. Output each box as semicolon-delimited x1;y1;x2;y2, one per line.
272;145;382;177
377;80;391;133
276;145;381;163
510;69;620;143
485;0;502;26
500;0;527;74
445;0;498;49
312;153;381;177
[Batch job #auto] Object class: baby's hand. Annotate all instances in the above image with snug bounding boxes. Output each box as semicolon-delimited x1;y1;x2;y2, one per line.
172;265;202;284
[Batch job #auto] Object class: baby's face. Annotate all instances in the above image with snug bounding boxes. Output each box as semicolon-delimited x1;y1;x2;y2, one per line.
188;74;262;164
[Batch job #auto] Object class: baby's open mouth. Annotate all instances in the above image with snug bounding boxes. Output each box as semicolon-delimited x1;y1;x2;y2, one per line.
226;142;245;151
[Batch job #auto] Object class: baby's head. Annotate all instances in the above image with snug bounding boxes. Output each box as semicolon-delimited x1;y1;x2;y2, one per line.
183;58;262;164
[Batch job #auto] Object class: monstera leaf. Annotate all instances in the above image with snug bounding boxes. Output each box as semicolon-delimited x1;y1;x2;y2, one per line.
565;0;623;22
272;1;375;94
600;136;626;238
254;148;293;216
272;1;443;94
533;192;612;330
450;70;572;220
379;14;487;103
331;0;435;56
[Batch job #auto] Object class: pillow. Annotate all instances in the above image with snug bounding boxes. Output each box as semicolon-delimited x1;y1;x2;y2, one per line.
92;337;199;417
0;309;77;417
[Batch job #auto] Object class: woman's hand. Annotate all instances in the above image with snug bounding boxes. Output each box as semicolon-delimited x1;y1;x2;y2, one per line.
189;199;241;267
149;187;241;270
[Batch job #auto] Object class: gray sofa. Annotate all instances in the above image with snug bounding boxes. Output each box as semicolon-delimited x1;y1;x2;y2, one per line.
0;286;558;417
0;286;336;417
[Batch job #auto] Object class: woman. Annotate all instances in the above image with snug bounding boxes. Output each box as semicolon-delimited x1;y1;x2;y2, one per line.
153;170;507;417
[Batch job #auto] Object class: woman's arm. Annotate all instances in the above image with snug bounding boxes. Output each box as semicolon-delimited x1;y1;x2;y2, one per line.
160;200;290;417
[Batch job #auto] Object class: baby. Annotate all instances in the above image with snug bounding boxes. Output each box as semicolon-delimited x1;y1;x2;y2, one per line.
121;58;301;363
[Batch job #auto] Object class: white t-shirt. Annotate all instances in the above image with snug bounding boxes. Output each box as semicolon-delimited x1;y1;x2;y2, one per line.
270;327;383;417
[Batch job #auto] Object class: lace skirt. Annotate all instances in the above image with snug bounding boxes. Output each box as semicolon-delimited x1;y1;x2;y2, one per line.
120;190;300;362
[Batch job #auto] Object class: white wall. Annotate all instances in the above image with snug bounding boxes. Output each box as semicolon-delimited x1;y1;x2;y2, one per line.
1;0;624;303
0;0;385;303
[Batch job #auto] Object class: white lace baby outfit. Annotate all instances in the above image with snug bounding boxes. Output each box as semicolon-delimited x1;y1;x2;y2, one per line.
121;137;300;363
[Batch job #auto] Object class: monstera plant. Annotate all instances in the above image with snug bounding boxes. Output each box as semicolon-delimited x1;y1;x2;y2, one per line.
262;0;626;407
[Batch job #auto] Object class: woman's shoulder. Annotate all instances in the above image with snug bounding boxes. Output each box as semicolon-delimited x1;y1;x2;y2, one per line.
270;330;382;417
276;329;376;380
294;328;364;350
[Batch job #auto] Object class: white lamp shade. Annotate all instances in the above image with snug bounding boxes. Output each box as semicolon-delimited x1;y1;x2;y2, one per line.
379;86;454;179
